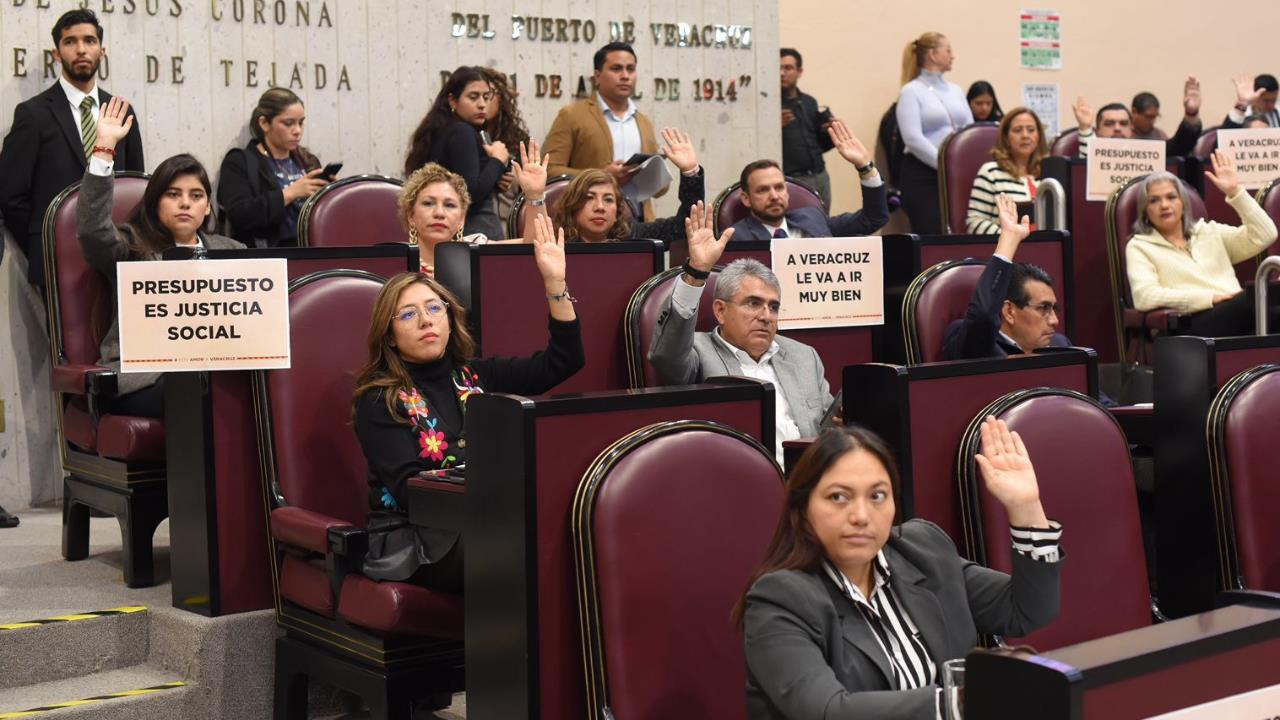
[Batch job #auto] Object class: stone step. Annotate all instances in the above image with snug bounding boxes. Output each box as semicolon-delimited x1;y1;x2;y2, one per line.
0;606;150;690
0;664;193;720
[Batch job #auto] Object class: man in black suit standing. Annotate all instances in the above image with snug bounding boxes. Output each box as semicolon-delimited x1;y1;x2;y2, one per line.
0;8;144;286
729;120;889;242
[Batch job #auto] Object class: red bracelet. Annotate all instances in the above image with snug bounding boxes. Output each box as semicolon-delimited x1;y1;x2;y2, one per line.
91;145;116;158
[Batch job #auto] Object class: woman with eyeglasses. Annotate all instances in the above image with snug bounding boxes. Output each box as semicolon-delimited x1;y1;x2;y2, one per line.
352;214;584;591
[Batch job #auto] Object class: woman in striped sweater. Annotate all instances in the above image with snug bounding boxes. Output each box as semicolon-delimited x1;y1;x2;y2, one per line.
965;107;1048;234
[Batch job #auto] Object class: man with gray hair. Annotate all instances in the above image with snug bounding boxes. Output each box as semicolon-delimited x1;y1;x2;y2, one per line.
649;204;833;463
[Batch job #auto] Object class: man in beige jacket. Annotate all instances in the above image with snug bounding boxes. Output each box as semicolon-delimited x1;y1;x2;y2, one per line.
543;42;664;218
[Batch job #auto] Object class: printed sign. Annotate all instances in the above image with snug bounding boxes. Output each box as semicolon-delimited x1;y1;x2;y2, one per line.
1216;128;1280;191
1086;138;1166;201
771;237;884;330
1022;83;1060;139
117;258;291;373
1019;9;1062;70
1148;681;1280;719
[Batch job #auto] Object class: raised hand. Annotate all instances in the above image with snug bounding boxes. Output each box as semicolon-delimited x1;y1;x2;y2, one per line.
974;416;1048;527
1183;76;1201;117
660;127;699;174
95;96;134;149
1205;148;1241;197
1234;74;1262;108
483;139;510;165
1072;95;1093;132
683;201;734;275
827;119;871;168
529;213;567;291
995;194;1031;257
511;138;550;199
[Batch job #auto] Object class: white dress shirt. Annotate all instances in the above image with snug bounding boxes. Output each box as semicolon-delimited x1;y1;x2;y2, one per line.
760;217;804;239
670;278;801;464
597;92;642;162
60;75;101;135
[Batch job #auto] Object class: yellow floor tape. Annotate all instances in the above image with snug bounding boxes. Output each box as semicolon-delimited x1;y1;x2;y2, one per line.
0;681;186;718
0;606;147;631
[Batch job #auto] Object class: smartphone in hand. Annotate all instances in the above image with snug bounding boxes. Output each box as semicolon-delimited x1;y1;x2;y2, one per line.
322;162;343;181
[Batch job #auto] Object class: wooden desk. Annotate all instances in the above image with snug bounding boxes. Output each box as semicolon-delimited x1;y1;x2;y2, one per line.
411;380;774;720
967;603;1280;719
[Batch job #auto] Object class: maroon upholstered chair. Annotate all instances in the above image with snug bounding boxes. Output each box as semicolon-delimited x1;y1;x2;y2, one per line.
43;172;169;588
1192;126;1220;160
958;388;1156;650
1105;175;1206;364
624;267;723;388
572;420;783;720
711;177;824;235
1206;364;1280;594
901;259;986;365
937;122;1000;233
256;270;463;719
1050;128;1080;158
508;174;635;239
297;174;407;247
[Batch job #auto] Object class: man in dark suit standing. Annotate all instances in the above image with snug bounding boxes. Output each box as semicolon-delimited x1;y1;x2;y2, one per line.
943;194;1071;360
0;8;144;286
729;120;889;242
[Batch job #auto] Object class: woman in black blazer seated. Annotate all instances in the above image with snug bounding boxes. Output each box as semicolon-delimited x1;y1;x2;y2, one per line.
78;98;245;419
737;420;1063;719
404;66;509;239
511;129;704;244
351;214;584;591
217;88;327;248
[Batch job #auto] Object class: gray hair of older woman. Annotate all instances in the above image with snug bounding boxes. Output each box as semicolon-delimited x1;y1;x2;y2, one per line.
1131;171;1198;238
714;258;781;301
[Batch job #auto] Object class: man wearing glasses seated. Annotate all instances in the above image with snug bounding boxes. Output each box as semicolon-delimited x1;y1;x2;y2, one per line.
649;204;832;465
943;194;1071;360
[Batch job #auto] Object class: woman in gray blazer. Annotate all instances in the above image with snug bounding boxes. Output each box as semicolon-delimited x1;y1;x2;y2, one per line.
737;420;1063;719
77;97;244;418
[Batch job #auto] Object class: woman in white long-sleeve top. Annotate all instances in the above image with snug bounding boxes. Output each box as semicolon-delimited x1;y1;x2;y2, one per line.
76;97;244;418
895;32;973;235
1126;150;1279;337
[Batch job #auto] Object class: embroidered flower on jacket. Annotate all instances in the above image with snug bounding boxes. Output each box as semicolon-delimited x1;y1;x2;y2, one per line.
397;388;428;420
379;487;399;510
419;427;449;462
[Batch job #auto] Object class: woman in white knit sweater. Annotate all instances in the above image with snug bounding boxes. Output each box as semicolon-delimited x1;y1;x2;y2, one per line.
965;108;1048;234
1126;151;1278;336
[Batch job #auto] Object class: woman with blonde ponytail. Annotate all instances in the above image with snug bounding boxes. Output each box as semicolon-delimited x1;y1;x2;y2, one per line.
894;32;972;234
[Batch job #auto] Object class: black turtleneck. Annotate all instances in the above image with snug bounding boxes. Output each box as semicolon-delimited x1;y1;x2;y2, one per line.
354;316;585;510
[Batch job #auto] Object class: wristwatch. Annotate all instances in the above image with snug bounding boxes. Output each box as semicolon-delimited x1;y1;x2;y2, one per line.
528;197;546;207
855;160;876;176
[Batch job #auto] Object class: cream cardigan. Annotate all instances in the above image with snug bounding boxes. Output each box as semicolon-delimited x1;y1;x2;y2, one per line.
1126;190;1278;313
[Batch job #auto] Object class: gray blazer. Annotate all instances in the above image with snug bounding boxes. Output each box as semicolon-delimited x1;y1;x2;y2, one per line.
646;285;832;437
76;170;244;395
743;520;1062;720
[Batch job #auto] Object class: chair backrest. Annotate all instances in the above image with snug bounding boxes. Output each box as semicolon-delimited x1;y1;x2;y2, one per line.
42;172;150;366
1206;364;1280;593
508;174;635;239
901;259;987;365
297;174;406;247
937;122;1000;233
1260;178;1280;230
256;270;385;524
958;389;1152;650
1192;126;1220;160
624;267;722;388
573;420;783;720
1104;174;1206;348
1050;128;1080;158
711;177;825;235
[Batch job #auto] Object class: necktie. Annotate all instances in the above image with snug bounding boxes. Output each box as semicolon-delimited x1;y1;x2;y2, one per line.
80;95;97;160
772;227;788;239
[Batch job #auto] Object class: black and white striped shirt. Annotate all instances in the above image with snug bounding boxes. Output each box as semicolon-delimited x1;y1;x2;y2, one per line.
824;523;1064;715
966;161;1036;235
